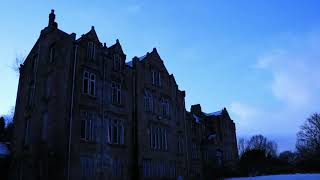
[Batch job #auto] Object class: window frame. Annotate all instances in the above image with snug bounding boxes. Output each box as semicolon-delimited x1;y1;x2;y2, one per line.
144;90;153;112
106;119;125;145
83;71;96;97
111;81;121;105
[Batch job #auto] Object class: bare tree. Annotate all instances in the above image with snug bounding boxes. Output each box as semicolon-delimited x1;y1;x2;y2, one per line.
238;137;248;157
296;113;320;158
239;135;278;158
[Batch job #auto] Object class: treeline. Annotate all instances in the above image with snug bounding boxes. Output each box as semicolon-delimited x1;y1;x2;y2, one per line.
0;116;14;142
233;113;320;177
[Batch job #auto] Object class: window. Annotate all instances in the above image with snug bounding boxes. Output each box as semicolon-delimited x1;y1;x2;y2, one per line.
112;159;124;177
83;71;89;94
216;150;223;166
87;42;95;60
83;71;96;96
191;143;200;159
144;90;153;112
105;119;124;145
192;143;196;159
111;81;121;104
177;135;183;154
49;46;55;63
143;159;152;177
150;127;167;151
113;54;121;71
112;121;118;144
152;70;162;86
152;70;156;85
80;119;94;141
161;98;170;117
80;156;95;178
80;112;99;142
156;127;161;149
169;161;176;178
80;119;86;139
89;73;96;96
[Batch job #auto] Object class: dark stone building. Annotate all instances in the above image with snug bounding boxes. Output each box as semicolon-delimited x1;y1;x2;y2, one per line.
10;10;238;180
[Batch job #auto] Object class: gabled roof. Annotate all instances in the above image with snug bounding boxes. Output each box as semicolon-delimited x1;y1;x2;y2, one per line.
126;48;170;74
76;26;100;43
108;39;125;55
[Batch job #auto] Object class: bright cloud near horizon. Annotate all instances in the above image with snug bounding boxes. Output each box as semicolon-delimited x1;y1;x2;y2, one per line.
1;0;320;152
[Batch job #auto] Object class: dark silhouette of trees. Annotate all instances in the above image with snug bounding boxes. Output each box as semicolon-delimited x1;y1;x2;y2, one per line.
238;135;278;176
295;113;320;172
296;113;320;157
238;135;277;158
0;114;14;142
278;151;296;165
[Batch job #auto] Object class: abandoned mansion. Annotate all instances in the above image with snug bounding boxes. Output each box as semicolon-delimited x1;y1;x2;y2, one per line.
11;10;238;180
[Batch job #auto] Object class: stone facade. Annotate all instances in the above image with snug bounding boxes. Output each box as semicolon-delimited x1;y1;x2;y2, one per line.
10;10;238;180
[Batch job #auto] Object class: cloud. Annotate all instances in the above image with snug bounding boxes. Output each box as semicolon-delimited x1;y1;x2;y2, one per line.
256;33;320;108
230;102;258;124
233;31;320;151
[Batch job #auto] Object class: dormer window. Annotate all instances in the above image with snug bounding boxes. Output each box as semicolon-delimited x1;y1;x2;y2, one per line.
87;42;95;61
113;54;121;71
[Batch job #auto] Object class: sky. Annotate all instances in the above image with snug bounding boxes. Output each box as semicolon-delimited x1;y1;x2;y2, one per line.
1;0;320;152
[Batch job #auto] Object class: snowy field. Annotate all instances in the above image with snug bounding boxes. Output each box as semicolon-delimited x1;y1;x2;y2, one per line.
226;174;320;180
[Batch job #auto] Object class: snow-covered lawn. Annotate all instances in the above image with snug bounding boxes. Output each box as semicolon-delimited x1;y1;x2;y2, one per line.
226;174;320;180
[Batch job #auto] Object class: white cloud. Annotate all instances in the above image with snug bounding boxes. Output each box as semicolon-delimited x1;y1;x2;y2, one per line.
233;31;320;151
255;33;320;108
230;102;258;123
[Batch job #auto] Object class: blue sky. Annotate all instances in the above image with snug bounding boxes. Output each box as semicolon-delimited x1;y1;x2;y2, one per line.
1;0;320;151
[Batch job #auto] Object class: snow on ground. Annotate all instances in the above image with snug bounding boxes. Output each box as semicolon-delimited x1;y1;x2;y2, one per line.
226;174;320;180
